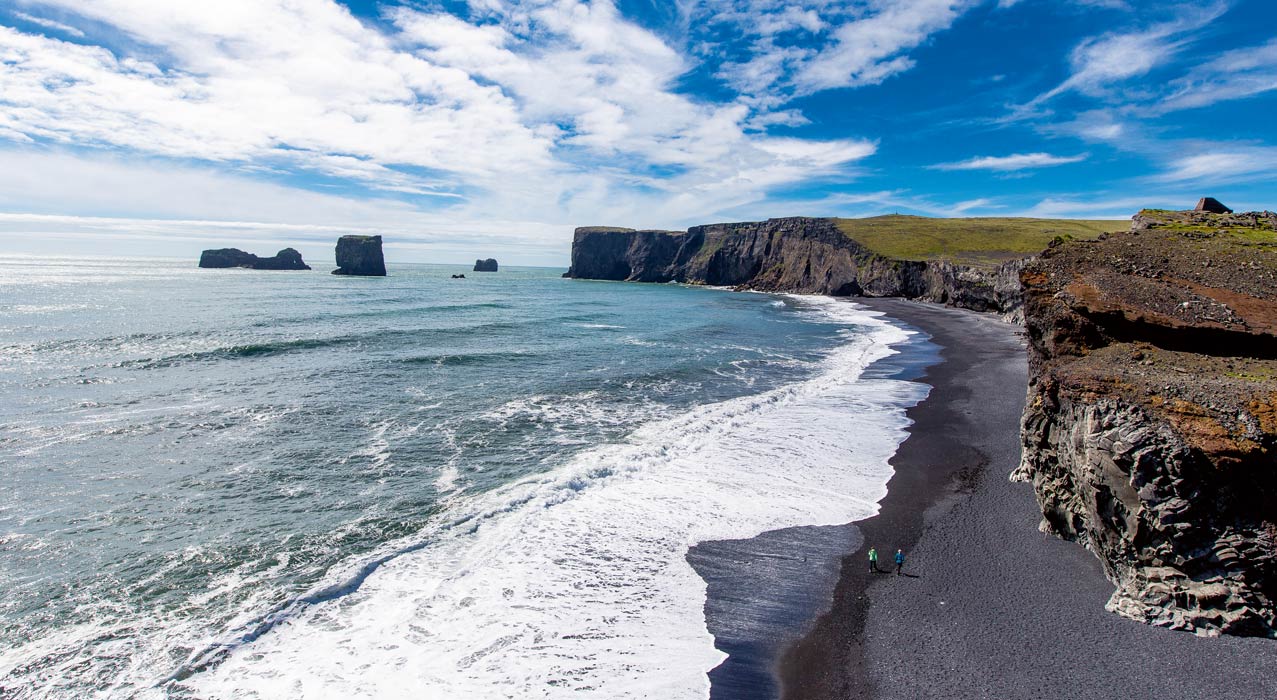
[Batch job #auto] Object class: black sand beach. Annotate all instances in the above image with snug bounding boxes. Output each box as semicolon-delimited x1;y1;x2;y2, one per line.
699;299;1277;699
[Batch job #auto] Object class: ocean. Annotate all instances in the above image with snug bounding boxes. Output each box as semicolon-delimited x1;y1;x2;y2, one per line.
0;256;929;699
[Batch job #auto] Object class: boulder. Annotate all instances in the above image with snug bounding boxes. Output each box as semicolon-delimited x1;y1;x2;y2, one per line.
1195;197;1233;214
332;235;386;276
473;258;499;272
198;247;310;270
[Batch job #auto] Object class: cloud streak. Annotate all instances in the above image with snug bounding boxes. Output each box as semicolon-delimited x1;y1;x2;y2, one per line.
928;152;1088;171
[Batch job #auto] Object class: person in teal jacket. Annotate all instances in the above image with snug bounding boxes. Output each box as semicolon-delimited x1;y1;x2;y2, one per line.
868;546;879;572
894;548;905;575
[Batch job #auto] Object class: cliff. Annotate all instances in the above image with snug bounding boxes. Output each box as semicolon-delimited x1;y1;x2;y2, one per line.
1013;208;1277;637
564;218;1032;318
332;235;386;276
198;247;310;270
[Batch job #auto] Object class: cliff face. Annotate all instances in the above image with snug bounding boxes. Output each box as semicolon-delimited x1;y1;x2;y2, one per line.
565;218;1026;317
1014;209;1277;636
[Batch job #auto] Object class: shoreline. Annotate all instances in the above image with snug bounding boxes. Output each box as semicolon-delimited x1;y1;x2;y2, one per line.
686;304;938;700
777;298;1277;699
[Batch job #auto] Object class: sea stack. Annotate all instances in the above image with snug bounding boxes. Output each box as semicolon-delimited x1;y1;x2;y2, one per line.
473;258;498;272
332;235;386;276
198;247;310;270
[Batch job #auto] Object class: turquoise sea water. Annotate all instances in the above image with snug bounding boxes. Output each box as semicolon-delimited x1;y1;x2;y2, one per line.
0;256;924;698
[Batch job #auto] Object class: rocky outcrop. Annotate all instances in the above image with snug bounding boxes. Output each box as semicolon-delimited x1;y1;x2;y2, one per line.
473;258;498;272
1014;208;1277;637
332;235;386;276
198;247;310;270
564;218;1027;318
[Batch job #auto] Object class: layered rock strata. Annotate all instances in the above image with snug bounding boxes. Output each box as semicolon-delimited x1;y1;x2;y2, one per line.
1014;209;1277;637
332;235;386;276
564;218;1027;318
198;247;310;270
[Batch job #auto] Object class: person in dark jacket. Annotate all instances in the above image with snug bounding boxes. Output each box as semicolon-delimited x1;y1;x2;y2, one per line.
894;549;905;575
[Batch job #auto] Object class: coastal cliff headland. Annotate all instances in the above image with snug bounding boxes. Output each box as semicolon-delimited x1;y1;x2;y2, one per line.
1014;207;1277;636
564;216;1121;322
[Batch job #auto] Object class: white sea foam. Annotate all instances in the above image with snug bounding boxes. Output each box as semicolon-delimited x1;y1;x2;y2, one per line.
173;297;926;700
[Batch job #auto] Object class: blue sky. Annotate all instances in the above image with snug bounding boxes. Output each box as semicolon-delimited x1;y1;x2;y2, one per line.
0;0;1273;265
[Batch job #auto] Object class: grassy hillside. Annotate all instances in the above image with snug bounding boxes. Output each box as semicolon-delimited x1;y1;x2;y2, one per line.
834;215;1128;268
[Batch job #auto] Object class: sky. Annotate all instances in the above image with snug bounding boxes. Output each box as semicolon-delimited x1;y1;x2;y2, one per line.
0;0;1274;266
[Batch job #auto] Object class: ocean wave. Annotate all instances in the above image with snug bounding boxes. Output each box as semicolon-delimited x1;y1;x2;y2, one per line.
115;337;349;369
399;351;533;367
172;297;928;700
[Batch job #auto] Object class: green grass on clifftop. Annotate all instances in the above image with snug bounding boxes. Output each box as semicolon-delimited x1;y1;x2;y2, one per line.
834;215;1127;267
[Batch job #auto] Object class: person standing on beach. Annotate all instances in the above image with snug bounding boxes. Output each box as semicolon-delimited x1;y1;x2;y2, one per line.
894;549;905;575
868;547;879;572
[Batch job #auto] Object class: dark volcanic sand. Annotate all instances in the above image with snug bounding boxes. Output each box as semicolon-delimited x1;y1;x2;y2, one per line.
785;298;1277;700
698;298;1277;700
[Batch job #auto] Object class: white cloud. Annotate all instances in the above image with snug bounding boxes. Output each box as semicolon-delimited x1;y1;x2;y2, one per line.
702;0;974;99
794;0;968;93
1031;2;1227;104
10;10;84;37
928;152;1088;171
948;197;998;213
0;148;570;263
1156;39;1277;113
1156;146;1277;184
0;0;882;258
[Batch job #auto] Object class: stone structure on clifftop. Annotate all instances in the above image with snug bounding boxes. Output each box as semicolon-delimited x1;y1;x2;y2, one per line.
332;235;386;276
1195;197;1232;214
199;247;310;270
473;258;498;272
1015;206;1277;637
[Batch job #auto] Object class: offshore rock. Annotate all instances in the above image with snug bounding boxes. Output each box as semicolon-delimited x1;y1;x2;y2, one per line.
564;218;1027;319
473;258;498;272
1014;207;1277;637
198;247;310;270
332;235;386;276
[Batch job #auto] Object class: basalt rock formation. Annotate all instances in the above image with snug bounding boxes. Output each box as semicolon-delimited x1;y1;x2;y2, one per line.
198;247;310;270
1013;207;1277;637
564;218;1028;319
473;258;498;272
332;235;386;276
